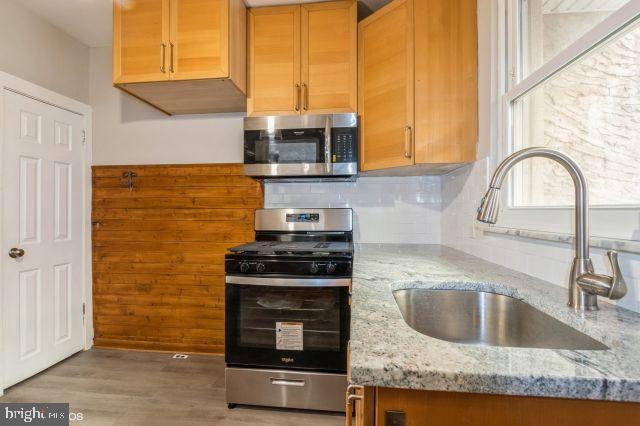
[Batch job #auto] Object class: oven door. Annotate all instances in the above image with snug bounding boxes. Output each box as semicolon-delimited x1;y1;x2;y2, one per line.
225;276;350;373
243;127;332;177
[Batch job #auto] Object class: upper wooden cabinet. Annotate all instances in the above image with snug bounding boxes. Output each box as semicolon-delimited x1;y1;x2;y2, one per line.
358;0;478;173
358;0;414;171
247;0;357;117
301;1;358;115
170;0;230;81
413;0;478;165
113;0;170;84
112;0;246;115
247;5;301;116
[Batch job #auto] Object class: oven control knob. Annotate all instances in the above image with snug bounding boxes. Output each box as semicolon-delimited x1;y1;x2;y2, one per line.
239;262;250;273
256;262;266;273
310;262;319;274
326;262;337;274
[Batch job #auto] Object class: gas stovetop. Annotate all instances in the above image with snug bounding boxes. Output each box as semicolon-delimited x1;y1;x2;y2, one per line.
225;208;354;277
227;240;353;255
225;240;353;276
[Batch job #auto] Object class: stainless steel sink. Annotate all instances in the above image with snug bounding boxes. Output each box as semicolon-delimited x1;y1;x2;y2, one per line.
393;289;608;350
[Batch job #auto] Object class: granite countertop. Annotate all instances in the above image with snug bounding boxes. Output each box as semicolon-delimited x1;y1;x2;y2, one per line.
349;244;640;402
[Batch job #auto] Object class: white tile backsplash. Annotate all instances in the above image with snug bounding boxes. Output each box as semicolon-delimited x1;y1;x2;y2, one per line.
264;176;441;244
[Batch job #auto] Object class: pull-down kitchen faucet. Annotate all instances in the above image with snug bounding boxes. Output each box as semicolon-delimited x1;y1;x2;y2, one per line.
476;147;627;311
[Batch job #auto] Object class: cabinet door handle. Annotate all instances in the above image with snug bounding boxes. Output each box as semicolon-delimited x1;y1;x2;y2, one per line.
404;125;413;159
346;385;364;426
295;84;301;112
302;83;309;111
160;43;167;73
169;43;175;73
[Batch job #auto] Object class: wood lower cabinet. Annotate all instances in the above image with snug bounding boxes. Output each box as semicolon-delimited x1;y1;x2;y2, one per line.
112;0;246;115
358;0;478;173
350;386;640;426
247;0;357;117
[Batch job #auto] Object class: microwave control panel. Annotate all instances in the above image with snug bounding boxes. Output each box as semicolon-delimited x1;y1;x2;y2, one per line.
332;128;358;164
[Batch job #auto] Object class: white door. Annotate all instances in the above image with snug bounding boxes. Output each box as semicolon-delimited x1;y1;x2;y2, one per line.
2;90;85;388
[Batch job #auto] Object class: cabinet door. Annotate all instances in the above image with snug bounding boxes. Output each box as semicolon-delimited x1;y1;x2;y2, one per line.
414;0;477;164
375;387;640;425
301;1;357;115
358;0;414;172
248;6;301;116
170;0;229;81
113;0;170;84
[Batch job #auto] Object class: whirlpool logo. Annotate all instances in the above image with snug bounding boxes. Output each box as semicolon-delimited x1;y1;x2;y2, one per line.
281;357;295;363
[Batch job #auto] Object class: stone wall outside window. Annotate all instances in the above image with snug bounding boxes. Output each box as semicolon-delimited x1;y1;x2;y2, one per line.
515;2;640;206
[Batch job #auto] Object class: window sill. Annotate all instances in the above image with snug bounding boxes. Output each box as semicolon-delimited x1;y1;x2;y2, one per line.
476;224;640;255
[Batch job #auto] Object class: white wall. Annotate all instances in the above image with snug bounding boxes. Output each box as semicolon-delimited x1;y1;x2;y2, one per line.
0;0;90;103
440;0;640;313
264;177;441;244
89;47;244;165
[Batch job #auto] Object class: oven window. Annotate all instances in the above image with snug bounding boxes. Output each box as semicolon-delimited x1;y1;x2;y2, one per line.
244;129;325;164
237;286;341;352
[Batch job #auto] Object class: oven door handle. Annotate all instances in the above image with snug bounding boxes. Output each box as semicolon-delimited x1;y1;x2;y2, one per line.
225;276;351;288
270;378;306;387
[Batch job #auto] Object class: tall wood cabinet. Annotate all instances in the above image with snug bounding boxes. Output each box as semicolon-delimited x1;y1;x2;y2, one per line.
358;0;478;173
247;0;357;116
113;0;246;115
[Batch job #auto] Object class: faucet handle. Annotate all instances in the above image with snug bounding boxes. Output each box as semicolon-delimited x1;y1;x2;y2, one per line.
606;250;627;300
576;250;627;301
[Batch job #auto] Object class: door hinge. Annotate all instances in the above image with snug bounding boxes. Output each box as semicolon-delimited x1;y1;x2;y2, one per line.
82;303;86;315
82;130;86;145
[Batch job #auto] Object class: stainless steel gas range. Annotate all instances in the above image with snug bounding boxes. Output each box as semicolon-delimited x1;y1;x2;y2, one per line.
224;208;353;412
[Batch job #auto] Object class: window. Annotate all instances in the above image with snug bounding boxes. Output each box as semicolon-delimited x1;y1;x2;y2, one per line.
513;19;640;207
519;0;632;78
498;0;640;239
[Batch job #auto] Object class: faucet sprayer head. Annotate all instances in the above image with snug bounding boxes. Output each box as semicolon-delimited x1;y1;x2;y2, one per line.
477;187;500;224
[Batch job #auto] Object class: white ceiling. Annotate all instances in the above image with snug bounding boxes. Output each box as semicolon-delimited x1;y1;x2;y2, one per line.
12;0;389;48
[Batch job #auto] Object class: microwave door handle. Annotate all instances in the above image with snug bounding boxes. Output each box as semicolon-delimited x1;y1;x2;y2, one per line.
325;116;332;174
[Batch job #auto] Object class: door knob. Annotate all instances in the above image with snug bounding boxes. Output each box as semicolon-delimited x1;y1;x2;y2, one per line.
8;248;24;258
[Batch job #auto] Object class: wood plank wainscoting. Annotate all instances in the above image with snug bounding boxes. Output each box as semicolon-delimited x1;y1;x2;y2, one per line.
91;164;263;354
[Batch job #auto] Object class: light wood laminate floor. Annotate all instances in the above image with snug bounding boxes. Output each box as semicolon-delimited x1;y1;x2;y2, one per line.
0;349;345;426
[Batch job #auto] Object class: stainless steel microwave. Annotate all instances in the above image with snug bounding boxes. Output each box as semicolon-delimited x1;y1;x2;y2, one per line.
243;114;358;178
